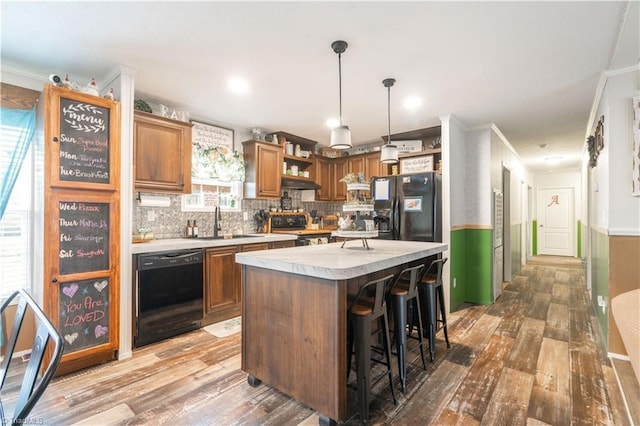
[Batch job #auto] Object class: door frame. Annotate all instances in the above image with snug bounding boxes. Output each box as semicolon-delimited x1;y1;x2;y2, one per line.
502;166;511;282
536;186;575;257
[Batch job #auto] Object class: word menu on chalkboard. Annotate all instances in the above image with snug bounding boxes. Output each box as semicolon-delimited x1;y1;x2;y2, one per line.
59;201;109;275
59;98;110;184
59;277;110;353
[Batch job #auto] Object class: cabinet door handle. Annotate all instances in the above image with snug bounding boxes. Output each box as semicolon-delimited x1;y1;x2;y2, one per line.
52;137;59;142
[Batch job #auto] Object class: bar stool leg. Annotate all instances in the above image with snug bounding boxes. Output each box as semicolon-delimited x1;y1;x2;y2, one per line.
353;317;371;423
426;284;437;362
391;295;408;392
381;310;398;405
347;321;354;380
411;298;428;369
437;284;450;348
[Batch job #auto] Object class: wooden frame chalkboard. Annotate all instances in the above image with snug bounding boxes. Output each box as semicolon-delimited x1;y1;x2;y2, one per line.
58;200;110;275
58;277;111;353
42;85;121;375
48;88;120;191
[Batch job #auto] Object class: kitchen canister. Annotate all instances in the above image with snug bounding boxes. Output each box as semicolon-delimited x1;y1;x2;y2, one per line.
285;143;294;155
291;165;299;176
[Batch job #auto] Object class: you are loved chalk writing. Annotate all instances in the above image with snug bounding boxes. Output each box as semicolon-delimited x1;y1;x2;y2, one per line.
59;278;110;353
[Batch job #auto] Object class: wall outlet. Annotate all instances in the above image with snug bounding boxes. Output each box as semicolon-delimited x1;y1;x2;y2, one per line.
147;210;155;222
243;212;248;221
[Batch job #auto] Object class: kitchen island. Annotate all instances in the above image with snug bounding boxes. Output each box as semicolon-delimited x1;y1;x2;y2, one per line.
235;239;448;424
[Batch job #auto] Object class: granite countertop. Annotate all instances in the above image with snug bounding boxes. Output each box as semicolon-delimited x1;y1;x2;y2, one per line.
235;239;448;280
130;233;297;254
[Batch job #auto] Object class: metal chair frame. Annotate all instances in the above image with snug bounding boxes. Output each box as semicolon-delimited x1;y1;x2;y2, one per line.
1;289;64;426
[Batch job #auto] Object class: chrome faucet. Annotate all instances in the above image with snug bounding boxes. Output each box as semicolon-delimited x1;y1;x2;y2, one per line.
213;206;222;238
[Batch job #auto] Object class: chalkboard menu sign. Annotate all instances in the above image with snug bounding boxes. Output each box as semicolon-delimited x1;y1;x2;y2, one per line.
59;277;110;353
59;98;110;184
58;201;109;275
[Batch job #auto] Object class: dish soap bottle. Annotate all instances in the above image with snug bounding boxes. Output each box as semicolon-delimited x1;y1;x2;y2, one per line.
192;220;199;238
186;220;193;238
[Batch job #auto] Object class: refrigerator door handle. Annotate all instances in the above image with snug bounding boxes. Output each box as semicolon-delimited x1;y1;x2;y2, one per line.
393;195;400;240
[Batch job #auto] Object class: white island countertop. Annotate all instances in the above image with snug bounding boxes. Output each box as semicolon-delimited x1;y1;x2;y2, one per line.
130;233;296;254
235;239;448;280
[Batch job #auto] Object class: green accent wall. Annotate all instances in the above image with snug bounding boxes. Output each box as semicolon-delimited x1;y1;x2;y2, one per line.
450;228;494;310
591;227;609;347
577;220;582;258
532;220;537;255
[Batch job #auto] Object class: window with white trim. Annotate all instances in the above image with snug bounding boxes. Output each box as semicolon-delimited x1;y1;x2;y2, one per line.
0;123;33;299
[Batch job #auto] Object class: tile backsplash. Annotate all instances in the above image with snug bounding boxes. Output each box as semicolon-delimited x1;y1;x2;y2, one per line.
133;190;343;239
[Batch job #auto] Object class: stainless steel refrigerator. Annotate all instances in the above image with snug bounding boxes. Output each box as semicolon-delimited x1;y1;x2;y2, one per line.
372;173;442;242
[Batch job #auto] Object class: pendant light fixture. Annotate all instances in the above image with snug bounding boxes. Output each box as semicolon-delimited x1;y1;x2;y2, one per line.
380;78;399;164
329;40;352;150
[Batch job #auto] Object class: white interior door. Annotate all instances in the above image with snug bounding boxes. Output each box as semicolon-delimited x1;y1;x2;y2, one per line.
537;187;574;256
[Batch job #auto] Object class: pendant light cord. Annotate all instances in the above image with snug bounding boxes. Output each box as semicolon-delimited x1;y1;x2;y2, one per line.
338;52;343;126
387;84;391;144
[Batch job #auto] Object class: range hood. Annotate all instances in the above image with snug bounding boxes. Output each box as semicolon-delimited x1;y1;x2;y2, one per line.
281;177;321;190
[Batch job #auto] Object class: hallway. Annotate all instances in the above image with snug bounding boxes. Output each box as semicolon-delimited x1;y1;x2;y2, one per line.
20;256;633;425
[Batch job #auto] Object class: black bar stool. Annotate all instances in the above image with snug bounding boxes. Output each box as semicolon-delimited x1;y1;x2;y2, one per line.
386;264;427;393
347;274;398;424
418;257;450;361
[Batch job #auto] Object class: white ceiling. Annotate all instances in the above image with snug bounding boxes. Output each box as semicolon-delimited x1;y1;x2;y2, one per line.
2;1;638;173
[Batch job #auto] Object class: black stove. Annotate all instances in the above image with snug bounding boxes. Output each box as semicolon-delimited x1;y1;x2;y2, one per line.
270;214;333;246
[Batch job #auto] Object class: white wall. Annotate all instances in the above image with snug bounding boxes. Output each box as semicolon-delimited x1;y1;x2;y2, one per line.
448;116;467;228
464;126;492;226
606;70;640;235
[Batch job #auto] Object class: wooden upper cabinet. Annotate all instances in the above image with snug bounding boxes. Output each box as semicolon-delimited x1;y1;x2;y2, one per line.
316;156;348;201
315;156;348;201
365;152;387;178
347;156;365;179
133;111;192;193
243;140;282;198
314;156;332;201
333;158;348;201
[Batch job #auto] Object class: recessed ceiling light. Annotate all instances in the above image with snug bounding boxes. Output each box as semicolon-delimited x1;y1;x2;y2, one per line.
326;118;340;129
545;156;563;164
227;77;249;94
538;143;548;149
404;96;422;109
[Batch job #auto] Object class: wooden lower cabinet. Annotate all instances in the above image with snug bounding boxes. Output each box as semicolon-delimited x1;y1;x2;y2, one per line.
270;240;296;249
204;246;240;326
203;241;274;325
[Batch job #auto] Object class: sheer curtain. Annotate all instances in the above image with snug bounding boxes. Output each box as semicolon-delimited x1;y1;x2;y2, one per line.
0;107;36;219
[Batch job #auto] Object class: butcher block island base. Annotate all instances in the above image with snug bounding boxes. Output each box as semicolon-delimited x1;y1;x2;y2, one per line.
236;239;447;423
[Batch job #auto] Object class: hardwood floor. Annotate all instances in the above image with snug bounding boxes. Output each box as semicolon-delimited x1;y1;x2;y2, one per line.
5;256;636;425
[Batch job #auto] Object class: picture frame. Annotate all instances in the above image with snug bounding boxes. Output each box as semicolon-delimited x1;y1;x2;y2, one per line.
595;115;604;153
191;120;234;152
191;120;237;182
400;155;434;174
393;140;423;153
403;197;423;212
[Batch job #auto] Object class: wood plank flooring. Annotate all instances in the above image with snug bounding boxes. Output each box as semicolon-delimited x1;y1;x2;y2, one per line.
4;256;637;425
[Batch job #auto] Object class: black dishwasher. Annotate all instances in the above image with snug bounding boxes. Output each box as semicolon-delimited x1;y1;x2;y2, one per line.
134;249;204;348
